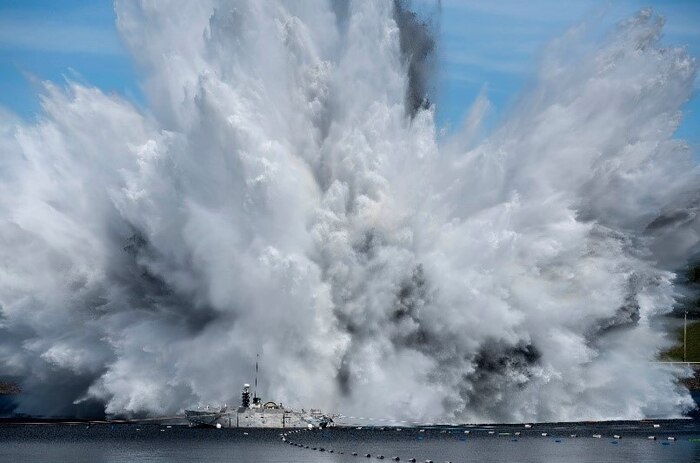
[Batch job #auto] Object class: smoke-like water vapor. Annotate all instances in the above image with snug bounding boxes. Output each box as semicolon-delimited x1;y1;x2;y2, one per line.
0;2;698;422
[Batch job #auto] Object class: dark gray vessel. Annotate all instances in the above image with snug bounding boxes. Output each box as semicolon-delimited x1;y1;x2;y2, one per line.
185;358;333;429
185;383;333;428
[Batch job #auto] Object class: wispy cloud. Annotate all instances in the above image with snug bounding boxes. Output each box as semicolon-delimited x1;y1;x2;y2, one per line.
0;19;123;55
438;0;597;22
433;0;612;83
665;22;700;39
441;50;529;75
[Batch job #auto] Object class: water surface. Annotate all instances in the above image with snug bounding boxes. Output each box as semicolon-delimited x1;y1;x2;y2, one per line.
2;421;700;462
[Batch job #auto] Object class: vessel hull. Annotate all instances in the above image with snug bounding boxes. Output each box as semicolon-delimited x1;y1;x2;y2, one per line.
185;408;329;428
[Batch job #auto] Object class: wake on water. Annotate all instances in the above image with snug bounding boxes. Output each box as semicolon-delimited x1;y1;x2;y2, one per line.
0;1;698;423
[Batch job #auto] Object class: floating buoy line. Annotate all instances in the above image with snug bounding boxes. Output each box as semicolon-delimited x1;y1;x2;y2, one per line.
278;423;681;462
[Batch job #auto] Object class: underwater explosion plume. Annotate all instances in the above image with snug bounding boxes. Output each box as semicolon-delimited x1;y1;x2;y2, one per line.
0;1;699;423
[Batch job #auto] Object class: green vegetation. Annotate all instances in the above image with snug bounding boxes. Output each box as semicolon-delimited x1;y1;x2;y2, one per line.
679;264;700;317
663;320;700;362
0;382;20;395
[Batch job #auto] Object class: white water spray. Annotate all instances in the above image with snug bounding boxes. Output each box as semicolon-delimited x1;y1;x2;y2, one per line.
0;2;698;423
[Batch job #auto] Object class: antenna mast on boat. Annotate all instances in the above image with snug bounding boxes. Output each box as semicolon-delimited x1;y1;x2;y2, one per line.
253;353;259;403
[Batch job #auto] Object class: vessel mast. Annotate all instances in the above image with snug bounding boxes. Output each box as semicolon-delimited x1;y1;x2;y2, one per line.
253;353;260;405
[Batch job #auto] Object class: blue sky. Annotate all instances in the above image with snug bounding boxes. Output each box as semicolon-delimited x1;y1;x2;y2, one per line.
0;0;139;118
431;0;700;144
0;0;698;143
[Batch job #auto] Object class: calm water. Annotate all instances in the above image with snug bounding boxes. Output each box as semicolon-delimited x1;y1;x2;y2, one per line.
2;421;700;462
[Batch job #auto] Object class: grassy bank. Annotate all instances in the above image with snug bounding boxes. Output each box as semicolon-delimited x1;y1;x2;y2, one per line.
0;382;20;395
663;320;700;362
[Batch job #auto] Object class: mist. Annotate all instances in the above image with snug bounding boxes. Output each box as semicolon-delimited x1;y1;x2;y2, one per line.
0;1;698;423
